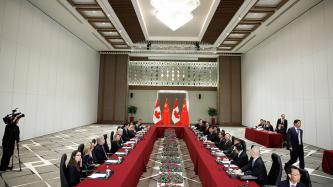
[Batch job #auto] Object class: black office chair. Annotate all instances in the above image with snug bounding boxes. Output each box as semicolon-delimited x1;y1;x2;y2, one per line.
77;144;84;155
299;168;312;187
267;153;282;186
60;154;69;187
239;139;247;151
110;131;114;143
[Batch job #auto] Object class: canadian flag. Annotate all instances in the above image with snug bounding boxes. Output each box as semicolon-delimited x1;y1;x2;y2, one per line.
153;99;162;125
172;98;181;125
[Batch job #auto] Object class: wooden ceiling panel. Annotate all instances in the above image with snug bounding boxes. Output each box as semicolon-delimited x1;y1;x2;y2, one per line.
201;0;244;44
108;0;145;43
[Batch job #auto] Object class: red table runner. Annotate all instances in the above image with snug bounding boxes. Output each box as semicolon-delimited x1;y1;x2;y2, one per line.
78;126;259;187
183;128;259;187
322;150;333;175
245;128;283;148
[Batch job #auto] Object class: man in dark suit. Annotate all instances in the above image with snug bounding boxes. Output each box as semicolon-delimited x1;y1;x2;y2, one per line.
237;145;268;186
220;133;233;154
231;143;248;168
285;119;305;170
276;114;288;134
278;166;306;187
93;137;108;164
207;127;218;142
122;123;131;142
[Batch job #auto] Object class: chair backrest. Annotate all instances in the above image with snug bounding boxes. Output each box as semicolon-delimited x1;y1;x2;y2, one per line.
268;153;282;185
60;154;69;187
110;131;115;142
239;139;246;151
77;144;84;155
299;168;312;187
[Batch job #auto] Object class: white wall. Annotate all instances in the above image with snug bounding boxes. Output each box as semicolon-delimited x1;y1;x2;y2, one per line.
0;0;100;144
242;0;333;149
128;90;217;124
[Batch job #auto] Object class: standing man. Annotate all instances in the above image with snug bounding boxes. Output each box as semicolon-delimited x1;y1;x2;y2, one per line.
285;119;305;170
276;114;288;134
0;116;21;171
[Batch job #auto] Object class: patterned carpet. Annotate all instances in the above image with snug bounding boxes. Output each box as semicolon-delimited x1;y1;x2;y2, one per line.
0;124;332;187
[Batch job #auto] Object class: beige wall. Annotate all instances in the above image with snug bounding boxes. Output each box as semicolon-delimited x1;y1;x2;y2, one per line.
218;56;242;126
242;0;333;149
98;54;128;123
0;0;100;144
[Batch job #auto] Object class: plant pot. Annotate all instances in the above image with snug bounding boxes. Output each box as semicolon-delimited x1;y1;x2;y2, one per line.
211;117;216;125
129;116;134;122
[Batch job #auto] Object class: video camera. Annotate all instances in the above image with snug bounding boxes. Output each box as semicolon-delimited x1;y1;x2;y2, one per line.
3;108;25;125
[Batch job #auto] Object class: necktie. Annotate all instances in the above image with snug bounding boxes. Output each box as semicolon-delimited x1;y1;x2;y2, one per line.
297;129;301;145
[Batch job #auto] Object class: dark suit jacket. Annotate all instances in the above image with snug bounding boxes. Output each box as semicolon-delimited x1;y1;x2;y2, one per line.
276;118;288;133
264;125;274;131
286;127;303;149
278;180;306;187
93;144;107;164
207;132;219;142
128;130;136;139
221;140;233;151
122;128;131;142
241;157;268;185
67;164;81;186
110;140;122;154
231;150;248;168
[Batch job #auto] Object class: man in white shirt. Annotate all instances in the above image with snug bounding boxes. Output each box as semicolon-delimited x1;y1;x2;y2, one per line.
285;119;305;170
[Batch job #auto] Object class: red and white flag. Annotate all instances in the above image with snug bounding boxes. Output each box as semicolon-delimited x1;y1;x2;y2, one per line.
172;98;181;125
153;99;162;125
181;99;190;126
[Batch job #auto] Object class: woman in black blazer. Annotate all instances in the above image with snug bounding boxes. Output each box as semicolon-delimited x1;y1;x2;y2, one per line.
67;150;82;186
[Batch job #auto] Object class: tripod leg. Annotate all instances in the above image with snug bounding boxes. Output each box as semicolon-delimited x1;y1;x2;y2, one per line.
16;142;21;171
11;150;14;170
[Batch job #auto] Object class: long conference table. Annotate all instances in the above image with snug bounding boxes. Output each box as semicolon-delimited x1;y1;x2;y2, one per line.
78;125;259;187
245;127;284;148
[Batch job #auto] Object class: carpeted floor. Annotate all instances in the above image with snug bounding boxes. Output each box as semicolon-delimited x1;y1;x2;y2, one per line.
0;124;332;187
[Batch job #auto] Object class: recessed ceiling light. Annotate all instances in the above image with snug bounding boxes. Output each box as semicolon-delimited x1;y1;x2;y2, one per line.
238;17;241;20
107;14;110;17
102;22;106;25
119;30;122;33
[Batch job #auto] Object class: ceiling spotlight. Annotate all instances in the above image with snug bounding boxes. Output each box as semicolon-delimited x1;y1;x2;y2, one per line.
195;42;200;50
119;30;122;33
107;14;110;17
147;41;152;50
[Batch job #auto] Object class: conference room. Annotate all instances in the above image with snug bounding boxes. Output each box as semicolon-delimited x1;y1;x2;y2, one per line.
0;0;333;186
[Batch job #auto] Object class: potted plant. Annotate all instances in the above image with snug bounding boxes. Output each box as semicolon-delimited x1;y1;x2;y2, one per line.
208;107;217;125
128;106;137;122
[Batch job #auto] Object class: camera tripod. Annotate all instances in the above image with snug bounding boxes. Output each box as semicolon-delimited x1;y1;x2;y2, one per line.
10;141;22;172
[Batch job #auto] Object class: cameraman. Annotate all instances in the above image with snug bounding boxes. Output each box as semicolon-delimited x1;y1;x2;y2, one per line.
0;115;20;171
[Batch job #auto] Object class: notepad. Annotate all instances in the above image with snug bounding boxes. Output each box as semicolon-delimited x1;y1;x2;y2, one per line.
105;159;119;164
224;164;238;168
87;173;106;179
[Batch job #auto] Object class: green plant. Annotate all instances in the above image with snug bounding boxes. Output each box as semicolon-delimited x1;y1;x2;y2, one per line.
128;106;137;116
208;107;217;117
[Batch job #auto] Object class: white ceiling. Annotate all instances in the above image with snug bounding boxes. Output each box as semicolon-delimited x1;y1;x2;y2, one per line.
132;0;220;41
28;0;324;55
